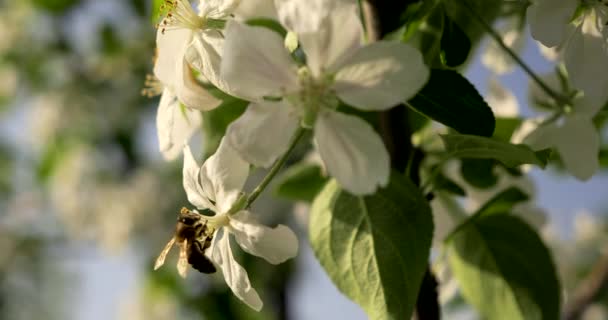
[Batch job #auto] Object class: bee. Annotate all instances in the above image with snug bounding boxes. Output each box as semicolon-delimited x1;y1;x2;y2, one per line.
154;207;216;277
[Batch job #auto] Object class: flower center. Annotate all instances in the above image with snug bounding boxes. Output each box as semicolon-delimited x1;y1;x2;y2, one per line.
291;67;338;128
141;74;163;97
198;208;230;230
158;0;206;34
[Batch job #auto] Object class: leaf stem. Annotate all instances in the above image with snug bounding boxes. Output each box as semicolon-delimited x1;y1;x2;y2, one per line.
461;0;570;107
244;127;307;209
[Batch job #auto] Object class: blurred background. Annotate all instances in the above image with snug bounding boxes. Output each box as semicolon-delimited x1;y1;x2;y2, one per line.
0;0;607;319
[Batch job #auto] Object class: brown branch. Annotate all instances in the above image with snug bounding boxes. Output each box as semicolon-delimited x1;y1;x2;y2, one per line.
563;248;608;320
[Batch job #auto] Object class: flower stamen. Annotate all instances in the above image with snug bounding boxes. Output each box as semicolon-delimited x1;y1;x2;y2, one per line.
141;74;164;97
157;0;206;34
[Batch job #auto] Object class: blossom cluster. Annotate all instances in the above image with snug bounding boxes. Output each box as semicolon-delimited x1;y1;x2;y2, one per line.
148;0;428;310
524;0;608;180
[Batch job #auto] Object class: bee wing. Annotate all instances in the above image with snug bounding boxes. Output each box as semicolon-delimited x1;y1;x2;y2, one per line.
177;239;189;278
154;237;176;270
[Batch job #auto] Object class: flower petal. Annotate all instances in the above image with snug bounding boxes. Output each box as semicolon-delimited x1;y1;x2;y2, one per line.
333;42;429;111
226;100;299;168
186;31;234;97
220;21;299;100
175;58;222;111
200;138;250;213
527;0;577;47
154;28;191;85
199;0;241;18
564;18;608;110
275;0;362;75
314;111;389;195
211;230;263;311
183;145;215;209
230;211;298;264
157;88;202;160
525;115;599;180
234;0;278;19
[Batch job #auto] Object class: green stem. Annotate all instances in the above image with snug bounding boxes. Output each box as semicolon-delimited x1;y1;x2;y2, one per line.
461;0;570;107
244;127;307;209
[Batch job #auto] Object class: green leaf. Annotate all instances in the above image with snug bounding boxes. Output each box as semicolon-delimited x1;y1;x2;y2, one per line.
460;158;498;189
441;134;550;168
309;174;433;320
440;12;471;67
274;164;328;203
434;171;466;196
407;69;495;137
474;187;529;217
31;0;80;13
447;214;560;320
493;117;522;142
202;97;247;157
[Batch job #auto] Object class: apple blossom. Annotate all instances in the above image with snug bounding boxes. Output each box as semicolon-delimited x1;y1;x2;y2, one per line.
155;138;298;311
221;0;429;195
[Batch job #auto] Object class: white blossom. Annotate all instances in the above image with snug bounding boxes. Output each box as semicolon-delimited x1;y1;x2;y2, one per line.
528;0;608;106
180;139;299;311
221;0;429;195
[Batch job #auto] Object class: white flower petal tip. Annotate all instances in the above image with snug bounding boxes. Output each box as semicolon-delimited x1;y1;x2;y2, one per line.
212;231;264;311
527;0;578;48
524;115;599;181
334;42;429;111
226;101;300;168
315;111;390;195
231;211;299;265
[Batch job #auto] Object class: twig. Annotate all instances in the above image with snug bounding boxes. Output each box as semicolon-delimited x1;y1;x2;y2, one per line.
563;248;608;320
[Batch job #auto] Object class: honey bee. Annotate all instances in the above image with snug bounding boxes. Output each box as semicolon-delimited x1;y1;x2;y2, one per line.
154;207;216;277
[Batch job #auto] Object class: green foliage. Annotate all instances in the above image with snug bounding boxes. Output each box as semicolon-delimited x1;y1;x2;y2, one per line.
246;18;288;37
408;69;495;137
309;174;433;320
441;134;551;168
460;158;498;189
474;187;529;217
447;214;560;320
31;0;80;13
433;170;466;196
274;164;328;203
493;117;523;142
202;97;247;157
440;12;471;67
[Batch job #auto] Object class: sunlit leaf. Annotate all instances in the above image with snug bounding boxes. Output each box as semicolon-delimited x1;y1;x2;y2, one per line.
310;174;433;320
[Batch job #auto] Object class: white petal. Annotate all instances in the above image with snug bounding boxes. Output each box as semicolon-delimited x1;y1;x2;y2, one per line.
226;101;299;168
229;211;298;264
157;88;202;161
186;31;234;97
485;77;519;117
275;0;362;75
199;0;241;18
220;21;299;100
527;0;577;47
211;230;263;311
183;145;215;209
154;28;192;85
175;58;222;111
333;42;429;111
314;111;389;195
525;115;599;180
234;0;278;19
200;138;249;213
564;18;608;109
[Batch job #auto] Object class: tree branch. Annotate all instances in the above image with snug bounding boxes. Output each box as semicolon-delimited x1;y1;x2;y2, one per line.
563;248;608;320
